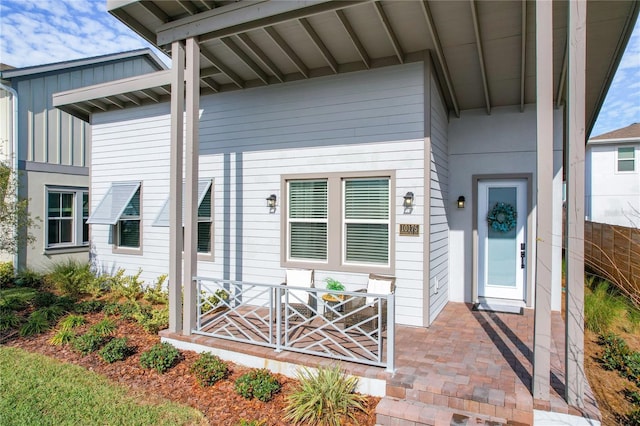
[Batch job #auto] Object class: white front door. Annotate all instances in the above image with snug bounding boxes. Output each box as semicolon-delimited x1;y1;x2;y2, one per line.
478;179;527;301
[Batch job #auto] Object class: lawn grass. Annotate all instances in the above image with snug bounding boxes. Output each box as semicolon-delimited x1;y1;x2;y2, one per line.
0;347;205;426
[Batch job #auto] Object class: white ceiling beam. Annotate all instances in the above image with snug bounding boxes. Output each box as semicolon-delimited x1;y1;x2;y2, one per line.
469;0;491;115
299;18;337;74
157;0;370;46
105;96;125;109
520;0;526;112
110;8;157;45
202;77;220;92
53;70;171;108
177;0;199;16
221;37;270;84
237;33;284;82
196;0;213;11
419;0;459;117
373;1;403;64
200;66;221;78
159;85;172;95
264;26;309;78
139;1;170;23
335;9;370;69
121;92;141;106
86;99;109;111
139;88;161;103
200;47;244;88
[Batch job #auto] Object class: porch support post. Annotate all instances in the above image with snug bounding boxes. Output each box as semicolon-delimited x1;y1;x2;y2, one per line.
533;0;553;402
183;36;200;336
565;0;587;406
168;41;185;333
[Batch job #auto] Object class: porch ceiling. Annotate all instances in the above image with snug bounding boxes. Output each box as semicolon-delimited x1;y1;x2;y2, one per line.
59;0;638;135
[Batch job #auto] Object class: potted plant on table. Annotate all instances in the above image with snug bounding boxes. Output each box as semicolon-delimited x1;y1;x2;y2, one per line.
324;278;345;303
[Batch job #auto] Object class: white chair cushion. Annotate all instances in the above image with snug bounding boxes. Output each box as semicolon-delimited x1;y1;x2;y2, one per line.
286;269;313;288
366;277;393;304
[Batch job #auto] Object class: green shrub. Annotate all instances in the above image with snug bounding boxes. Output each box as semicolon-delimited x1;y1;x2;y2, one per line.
235;369;281;402
0;295;26;311
110;269;144;302
72;332;105;355
627;409;640;426
15;268;44;288
190;352;229;386
74;300;104;314
19;311;51;336
118;300;143;320
136;307;169;334
143;274;169;305
89;319;117;337
599;333;640;386
58;314;87;331
102;302;121;316
47;260;94;297
0;310;20;331
625;389;640;405
0;287;36;311
49;329;76;346
283;364;367;426
32;291;58;308
38;305;66;323
201;289;229;312
139;342;180;374
99;337;134;363
0;261;14;287
85;274;112;298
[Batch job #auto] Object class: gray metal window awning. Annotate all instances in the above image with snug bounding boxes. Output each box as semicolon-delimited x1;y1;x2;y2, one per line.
87;182;141;225
153;179;212;227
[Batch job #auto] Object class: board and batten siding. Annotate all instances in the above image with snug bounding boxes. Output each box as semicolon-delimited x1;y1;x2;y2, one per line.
429;74;449;324
15;56;160;167
90;62;428;327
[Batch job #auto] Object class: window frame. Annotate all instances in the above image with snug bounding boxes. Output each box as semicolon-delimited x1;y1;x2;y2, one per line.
281;171;395;274
616;146;636;173
112;186;143;255
45;186;89;250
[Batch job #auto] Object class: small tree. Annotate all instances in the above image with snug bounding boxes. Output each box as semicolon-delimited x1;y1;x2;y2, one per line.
0;161;37;256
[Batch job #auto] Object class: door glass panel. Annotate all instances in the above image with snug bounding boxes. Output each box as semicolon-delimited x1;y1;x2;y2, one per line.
487;187;517;287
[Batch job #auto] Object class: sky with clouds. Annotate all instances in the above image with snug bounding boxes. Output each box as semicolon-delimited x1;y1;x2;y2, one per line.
0;0;637;137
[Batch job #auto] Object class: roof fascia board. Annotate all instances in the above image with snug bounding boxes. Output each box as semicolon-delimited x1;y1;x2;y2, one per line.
1;49;167;79
587;137;640;145
52;70;171;108
156;0;369;46
106;0;139;11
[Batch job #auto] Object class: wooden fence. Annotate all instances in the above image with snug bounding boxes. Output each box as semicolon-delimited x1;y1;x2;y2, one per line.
584;221;640;295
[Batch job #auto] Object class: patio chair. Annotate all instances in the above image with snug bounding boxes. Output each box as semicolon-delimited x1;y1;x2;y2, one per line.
343;273;396;333
282;269;317;320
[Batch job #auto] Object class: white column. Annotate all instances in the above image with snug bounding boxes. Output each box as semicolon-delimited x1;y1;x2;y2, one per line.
533;0;553;402
168;41;184;333
183;37;200;335
565;0;587;407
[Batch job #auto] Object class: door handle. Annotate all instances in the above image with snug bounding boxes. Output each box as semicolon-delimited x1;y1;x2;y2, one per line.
520;243;526;269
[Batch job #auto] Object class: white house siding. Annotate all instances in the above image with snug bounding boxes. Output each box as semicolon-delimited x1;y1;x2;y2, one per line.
90;63;428;327
586;144;640;227
447;106;564;310
429;74;449;324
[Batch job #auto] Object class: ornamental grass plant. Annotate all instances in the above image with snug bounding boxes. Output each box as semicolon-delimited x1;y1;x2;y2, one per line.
284;364;367;426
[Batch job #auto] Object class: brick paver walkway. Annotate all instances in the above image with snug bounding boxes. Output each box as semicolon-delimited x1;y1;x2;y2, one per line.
161;302;600;425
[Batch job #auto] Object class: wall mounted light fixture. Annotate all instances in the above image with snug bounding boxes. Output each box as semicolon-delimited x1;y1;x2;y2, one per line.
403;192;414;209
457;196;465;209
266;194;277;208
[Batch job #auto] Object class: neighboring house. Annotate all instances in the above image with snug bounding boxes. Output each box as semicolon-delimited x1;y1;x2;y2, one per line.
586;123;640;227
0;50;166;270
53;0;638;422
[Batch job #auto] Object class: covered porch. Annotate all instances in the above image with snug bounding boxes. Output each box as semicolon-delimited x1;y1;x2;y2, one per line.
161;301;599;425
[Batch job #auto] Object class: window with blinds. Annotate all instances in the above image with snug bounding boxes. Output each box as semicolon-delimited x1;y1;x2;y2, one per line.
344;178;390;265
117;188;141;249
288;180;328;261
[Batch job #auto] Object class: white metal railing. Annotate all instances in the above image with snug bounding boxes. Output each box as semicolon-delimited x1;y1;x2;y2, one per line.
194;277;395;371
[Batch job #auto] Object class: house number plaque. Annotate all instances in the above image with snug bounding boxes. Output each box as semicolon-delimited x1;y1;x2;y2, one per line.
399;224;420;236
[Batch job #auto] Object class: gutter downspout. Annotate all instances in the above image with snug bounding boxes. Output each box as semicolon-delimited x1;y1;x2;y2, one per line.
1;83;20;274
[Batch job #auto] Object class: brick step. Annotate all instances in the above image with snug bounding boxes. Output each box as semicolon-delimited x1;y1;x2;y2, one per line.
375;397;532;426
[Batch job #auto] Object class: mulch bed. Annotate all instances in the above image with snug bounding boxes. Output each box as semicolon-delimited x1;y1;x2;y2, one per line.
3;312;379;425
